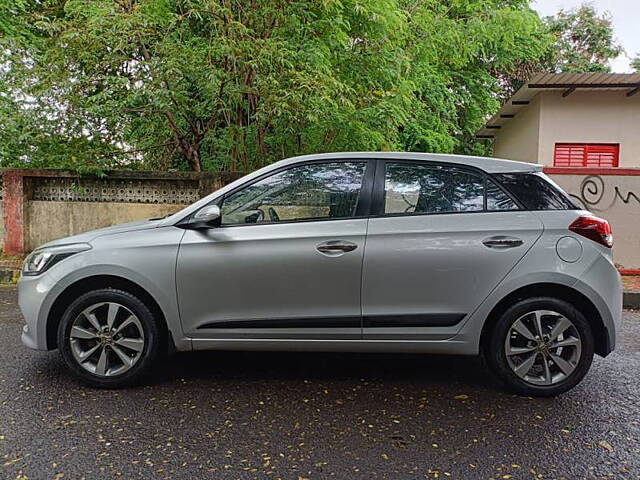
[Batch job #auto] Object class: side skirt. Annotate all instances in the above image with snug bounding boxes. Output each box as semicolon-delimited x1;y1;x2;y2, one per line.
189;337;477;355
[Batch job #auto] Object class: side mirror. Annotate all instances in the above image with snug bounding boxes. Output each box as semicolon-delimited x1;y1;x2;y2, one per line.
185;204;222;229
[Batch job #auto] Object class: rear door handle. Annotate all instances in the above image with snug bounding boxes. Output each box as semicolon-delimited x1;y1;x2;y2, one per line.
482;236;524;249
316;240;358;256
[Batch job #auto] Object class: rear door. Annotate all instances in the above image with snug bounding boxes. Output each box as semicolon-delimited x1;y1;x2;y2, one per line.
361;160;543;340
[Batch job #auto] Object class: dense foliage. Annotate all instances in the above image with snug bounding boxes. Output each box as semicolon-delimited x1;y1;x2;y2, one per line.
0;1;621;172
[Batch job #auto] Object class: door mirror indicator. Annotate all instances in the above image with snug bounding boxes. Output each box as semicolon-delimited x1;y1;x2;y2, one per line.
184;205;222;229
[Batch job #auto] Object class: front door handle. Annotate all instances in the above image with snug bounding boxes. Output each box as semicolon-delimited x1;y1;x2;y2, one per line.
482;236;524;249
316;240;358;256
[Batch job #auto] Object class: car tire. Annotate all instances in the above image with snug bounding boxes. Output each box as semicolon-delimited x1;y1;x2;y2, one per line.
57;288;160;388
485;297;594;397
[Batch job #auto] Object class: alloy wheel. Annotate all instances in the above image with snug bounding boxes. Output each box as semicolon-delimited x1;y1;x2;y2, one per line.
69;302;145;377
504;310;582;386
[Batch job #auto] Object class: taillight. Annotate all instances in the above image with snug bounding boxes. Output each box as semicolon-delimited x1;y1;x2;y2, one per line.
569;215;613;248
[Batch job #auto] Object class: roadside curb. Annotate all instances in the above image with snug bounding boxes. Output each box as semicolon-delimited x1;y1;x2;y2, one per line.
624;291;640;310
0;267;19;284
0;255;23;284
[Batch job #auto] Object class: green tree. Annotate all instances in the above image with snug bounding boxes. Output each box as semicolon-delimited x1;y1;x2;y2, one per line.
631;55;640;72
542;5;623;73
1;0;551;172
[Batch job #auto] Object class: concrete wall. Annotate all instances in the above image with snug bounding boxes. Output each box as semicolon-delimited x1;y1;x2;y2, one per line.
492;95;541;163
538;91;640;167
1;169;244;255
25;201;189;251
547;170;640;270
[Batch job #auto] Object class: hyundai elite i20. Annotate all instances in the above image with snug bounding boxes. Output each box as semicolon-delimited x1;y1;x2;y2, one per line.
19;153;622;396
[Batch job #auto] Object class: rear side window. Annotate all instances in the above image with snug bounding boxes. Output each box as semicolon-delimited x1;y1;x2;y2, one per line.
494;173;578;211
384;163;484;214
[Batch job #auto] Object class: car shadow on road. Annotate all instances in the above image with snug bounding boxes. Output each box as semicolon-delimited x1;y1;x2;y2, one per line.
146;350;499;391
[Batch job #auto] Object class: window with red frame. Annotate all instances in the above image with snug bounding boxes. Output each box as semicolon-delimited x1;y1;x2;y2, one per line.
553;143;619;168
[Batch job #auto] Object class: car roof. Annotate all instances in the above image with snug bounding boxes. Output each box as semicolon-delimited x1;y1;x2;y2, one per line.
277;152;542;174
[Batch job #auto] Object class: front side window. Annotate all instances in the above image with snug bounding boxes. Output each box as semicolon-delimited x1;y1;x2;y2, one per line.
221;162;366;225
384;163;484;215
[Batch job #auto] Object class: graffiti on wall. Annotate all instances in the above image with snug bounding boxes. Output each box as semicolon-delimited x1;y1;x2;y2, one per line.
567;175;640;212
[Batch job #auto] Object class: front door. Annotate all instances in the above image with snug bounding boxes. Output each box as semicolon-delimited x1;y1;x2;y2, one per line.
176;160;373;340
362;160;543;340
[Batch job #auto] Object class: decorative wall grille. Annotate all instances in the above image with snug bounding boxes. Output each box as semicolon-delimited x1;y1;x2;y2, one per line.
31;177;200;204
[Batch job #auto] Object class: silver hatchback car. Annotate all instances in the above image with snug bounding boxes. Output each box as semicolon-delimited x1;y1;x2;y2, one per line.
19;153;622;396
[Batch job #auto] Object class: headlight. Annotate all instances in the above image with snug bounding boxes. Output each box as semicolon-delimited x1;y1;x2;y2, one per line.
22;243;92;276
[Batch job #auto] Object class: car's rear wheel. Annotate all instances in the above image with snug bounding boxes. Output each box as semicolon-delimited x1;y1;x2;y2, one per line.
58;289;160;388
485;297;594;397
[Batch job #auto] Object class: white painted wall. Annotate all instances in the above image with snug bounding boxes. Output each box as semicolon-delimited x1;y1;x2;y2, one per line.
548;172;640;269
492;90;640;166
492;96;540;163
538;90;640;167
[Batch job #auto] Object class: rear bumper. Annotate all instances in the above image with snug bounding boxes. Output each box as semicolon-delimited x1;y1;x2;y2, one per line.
572;253;622;356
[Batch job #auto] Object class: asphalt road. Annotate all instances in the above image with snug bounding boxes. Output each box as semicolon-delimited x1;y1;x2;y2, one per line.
1;286;638;480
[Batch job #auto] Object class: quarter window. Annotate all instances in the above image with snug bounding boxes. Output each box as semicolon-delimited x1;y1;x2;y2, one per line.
494;173;577;210
384;163;484;215
221;162;366;225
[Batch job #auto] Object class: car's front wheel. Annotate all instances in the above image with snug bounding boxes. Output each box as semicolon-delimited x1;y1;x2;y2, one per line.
485;297;594;397
57;289;160;388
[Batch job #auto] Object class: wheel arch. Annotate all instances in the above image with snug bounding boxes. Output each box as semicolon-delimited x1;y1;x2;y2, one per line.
479;282;609;358
46;275;172;353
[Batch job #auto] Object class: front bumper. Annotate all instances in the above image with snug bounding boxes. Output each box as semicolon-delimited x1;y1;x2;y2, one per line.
18;272;61;351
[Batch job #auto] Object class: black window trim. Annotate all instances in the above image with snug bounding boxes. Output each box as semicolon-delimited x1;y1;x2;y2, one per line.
371;159;523;218
186;158;377;228
486;174;526;211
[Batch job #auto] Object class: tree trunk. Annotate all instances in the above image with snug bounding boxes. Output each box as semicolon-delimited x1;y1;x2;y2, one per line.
181;139;202;172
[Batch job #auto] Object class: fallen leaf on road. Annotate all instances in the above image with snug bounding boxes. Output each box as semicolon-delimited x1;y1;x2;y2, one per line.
453;395;468;400
598;440;614;452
